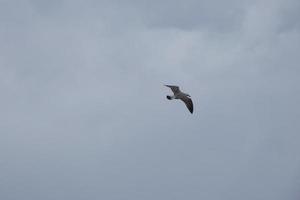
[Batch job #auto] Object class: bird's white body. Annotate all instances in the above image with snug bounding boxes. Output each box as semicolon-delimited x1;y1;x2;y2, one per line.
168;95;175;100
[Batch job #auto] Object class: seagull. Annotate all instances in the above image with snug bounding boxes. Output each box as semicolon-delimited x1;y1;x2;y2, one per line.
164;85;193;114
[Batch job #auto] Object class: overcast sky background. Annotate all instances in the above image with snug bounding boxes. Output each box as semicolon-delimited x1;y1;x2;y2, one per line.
0;0;300;199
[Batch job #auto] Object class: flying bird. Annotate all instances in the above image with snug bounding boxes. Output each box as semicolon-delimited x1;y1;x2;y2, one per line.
164;85;193;114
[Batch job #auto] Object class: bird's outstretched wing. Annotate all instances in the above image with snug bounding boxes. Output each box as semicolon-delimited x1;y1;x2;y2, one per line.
165;85;180;94
180;96;193;114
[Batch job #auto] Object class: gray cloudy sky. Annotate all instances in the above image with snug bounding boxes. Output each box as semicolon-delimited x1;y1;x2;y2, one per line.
1;0;300;199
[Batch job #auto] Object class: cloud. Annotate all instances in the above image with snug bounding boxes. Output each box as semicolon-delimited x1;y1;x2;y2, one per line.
0;0;299;200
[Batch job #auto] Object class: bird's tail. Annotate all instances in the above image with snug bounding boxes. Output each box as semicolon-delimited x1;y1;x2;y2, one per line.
166;95;172;100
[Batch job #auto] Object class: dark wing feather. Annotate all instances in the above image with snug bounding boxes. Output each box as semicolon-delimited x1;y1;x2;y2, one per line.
165;85;180;94
180;96;193;114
